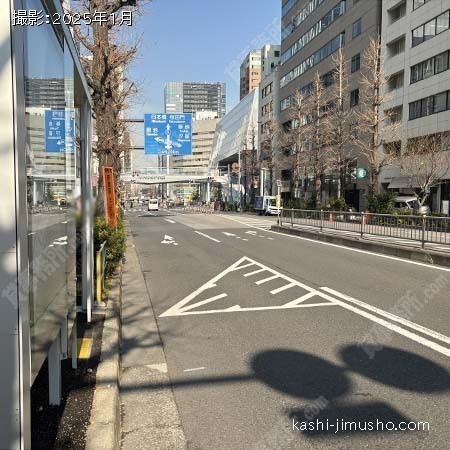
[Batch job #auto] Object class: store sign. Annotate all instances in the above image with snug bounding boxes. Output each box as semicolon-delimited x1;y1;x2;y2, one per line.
144;113;192;155
45;109;75;153
356;168;368;179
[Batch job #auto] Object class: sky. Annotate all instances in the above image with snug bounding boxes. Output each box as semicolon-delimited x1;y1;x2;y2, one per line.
128;0;281;118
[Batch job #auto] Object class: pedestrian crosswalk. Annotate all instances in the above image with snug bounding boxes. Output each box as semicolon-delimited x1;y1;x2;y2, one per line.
221;215;276;231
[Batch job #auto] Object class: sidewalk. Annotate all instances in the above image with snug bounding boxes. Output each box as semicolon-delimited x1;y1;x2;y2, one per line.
119;229;187;450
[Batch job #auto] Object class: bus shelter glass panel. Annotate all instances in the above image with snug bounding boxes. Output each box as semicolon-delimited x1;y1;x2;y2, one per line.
24;0;77;381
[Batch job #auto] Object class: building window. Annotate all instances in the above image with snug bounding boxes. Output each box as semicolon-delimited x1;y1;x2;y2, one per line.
351;53;360;73
387;71;404;91
352;19;361;38
409;90;450;120
413;0;430;10
388;1;406;23
412;10;450;47
387;36;405;57
410;50;450;83
280;32;345;88
281;1;346;64
350;88;359;107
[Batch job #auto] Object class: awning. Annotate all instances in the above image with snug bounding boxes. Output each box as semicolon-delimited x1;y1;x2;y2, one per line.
388;177;416;189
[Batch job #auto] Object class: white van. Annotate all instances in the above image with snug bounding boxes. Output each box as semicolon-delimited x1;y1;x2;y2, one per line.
394;196;430;215
148;198;159;211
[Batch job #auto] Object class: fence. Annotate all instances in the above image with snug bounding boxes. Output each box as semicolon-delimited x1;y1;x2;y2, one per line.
279;209;450;248
95;241;107;303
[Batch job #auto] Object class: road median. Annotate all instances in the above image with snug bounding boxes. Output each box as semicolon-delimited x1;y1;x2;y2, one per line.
272;225;450;267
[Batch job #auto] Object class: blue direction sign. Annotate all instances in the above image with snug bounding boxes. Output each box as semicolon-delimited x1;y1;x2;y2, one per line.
45;109;75;153
144;113;192;155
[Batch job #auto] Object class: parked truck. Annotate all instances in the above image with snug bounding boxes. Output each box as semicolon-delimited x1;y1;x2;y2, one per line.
254;196;282;216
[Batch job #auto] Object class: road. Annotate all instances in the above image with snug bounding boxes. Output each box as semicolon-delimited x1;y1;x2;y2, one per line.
125;208;450;450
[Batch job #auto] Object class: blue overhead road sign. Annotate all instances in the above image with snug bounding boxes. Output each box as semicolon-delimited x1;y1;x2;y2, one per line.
144;113;192;155
45;109;75;153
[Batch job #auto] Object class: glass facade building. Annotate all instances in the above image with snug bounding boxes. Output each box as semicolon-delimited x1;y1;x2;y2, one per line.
165;81;227;118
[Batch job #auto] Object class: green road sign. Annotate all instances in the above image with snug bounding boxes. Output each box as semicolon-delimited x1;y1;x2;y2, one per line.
356;168;368;179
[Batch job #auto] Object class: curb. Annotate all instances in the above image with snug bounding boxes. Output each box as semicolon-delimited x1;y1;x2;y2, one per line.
85;271;122;450
271;225;450;267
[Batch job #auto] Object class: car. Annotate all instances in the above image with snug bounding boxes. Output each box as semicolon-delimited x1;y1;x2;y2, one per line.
394;196;431;215
148;198;159;211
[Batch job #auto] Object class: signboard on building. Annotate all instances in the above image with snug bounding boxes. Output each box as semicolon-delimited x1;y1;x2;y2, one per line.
102;167;117;228
144;113;192;156
45;109;75;153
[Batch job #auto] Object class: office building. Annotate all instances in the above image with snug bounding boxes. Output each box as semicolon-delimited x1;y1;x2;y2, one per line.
259;45;281;193
171;112;219;201
279;0;382;208
380;0;450;211
240;50;262;100
164;81;227;118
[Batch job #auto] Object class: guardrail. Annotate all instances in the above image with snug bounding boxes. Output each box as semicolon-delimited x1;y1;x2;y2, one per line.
95;241;107;303
279;209;450;248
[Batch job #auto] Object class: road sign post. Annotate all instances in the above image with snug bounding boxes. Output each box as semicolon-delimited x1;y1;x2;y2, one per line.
276;179;282;226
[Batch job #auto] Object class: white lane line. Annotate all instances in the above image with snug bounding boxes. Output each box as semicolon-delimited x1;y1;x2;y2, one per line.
181;293;228;313
222;232;237;237
221;215;450;272
255;275;280;285
270;282;296;295
321;287;450;346
194;231;221;243
170;303;338;316
283;291;322;307
231;262;256;272
317;289;450;358
244;268;267;277
184;367;206;372
165;219;176;224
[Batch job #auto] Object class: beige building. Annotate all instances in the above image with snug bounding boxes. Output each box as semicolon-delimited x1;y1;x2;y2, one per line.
240;50;262;100
279;0;382;209
380;0;450;211
170;112;219;201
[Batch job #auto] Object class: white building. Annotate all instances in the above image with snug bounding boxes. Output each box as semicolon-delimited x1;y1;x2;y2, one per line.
381;0;450;211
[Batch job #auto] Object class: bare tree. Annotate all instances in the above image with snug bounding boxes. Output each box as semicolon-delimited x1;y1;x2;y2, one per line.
304;72;328;208
399;134;450;208
241;124;258;206
286;89;310;199
327;48;354;199
69;0;145;212
354;36;396;196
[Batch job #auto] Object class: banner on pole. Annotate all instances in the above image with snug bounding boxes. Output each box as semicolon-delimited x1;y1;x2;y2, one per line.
102;166;117;228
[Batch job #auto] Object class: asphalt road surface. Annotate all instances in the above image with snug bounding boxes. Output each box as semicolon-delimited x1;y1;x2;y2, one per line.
126;208;450;450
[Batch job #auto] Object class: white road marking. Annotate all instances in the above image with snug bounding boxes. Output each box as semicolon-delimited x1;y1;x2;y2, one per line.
184;367;206;372
159;255;450;359
165;219;176;224
270;283;296;295
161;235;178;245
181;293;228;313
317;289;450;358
160;256;336;317
244;268;267;277
321;287;450;347
222;215;450;272
223;232;237;237
194;231;221;243
255;275;280;285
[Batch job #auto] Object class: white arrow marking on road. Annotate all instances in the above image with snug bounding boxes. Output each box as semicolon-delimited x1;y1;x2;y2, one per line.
165;219;176;224
161;235;178;245
245;231;257;235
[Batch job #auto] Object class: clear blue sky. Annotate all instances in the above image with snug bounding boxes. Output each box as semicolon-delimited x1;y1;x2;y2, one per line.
129;0;281;117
